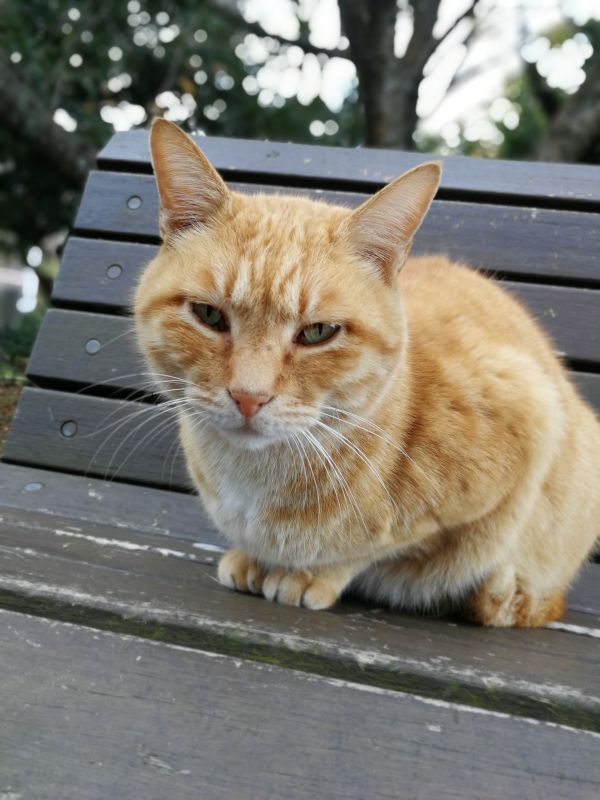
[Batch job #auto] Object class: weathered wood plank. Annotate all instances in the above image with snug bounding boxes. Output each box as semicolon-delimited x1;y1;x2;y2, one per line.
0;512;599;732
26;308;600;401
0;462;215;544
0;462;596;615
2;388;191;490
72;171;600;286
98;129;600;210
26;308;145;393
52;236;157;311
2;609;598;800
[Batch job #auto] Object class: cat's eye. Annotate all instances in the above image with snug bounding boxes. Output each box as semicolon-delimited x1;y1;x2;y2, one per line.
297;322;340;346
191;303;229;332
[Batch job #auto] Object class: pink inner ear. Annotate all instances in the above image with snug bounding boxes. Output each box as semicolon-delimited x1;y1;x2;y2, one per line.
150;120;229;236
347;163;441;279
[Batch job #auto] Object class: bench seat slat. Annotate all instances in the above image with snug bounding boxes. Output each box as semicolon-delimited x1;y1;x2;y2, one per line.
0;509;599;728
4;608;599;799
72;172;600;287
0;462;216;544
27;308;600;403
98;130;600;211
1;461;597;616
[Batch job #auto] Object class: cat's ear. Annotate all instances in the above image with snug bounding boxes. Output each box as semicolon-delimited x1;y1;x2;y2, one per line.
150;119;230;240
345;162;441;281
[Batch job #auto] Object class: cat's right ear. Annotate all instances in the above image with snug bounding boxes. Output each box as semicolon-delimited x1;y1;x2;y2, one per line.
150;119;230;240
344;161;441;282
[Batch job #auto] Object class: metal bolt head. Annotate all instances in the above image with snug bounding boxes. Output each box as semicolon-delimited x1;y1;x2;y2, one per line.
61;421;78;438
106;264;122;279
127;195;142;210
85;339;101;355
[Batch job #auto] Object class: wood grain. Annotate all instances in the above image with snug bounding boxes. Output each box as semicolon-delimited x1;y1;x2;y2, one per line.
52;236;157;311
2;387;191;490
0;460;595;615
0;462;215;544
0;509;599;730
72;171;600;286
3;609;599;800
98;129;600;210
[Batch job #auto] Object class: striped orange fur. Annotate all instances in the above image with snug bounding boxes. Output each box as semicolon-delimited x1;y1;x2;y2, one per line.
134;120;600;626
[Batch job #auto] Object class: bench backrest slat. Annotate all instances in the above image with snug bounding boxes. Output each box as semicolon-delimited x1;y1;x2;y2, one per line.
99;131;600;210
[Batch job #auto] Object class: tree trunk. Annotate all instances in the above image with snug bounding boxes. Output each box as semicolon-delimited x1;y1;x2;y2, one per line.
338;0;398;146
338;0;443;149
0;51;95;188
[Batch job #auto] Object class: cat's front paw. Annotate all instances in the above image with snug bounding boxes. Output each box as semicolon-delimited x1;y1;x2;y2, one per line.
217;550;339;610
217;549;265;595
262;568;338;610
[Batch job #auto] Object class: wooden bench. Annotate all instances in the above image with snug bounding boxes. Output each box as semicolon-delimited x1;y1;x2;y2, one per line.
1;133;599;798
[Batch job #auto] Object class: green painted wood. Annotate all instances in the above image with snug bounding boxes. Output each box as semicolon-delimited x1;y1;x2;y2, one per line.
3;609;599;800
98;129;600;210
0;510;599;731
72;171;600;286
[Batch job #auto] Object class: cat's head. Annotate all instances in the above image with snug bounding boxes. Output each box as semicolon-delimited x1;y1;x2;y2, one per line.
135;120;440;450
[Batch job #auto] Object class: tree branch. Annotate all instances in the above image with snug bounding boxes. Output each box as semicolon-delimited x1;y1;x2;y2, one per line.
432;0;479;54
206;0;349;59
0;52;95;188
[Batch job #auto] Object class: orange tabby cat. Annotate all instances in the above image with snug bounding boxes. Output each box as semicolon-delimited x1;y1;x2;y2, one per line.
135;120;600;626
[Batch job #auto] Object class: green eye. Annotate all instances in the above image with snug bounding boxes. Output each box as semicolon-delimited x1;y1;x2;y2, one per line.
297;323;340;346
192;303;229;332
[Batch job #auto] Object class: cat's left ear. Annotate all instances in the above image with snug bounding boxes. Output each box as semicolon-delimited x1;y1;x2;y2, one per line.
344;161;441;281
150;119;230;240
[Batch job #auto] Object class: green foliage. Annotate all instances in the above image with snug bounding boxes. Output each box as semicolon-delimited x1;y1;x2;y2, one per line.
0;306;46;378
496;75;549;160
0;0;361;258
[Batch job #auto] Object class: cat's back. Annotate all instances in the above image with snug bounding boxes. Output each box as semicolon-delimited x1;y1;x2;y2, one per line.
399;255;561;379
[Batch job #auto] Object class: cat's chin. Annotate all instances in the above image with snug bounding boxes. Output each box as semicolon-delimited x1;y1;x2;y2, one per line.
220;427;280;451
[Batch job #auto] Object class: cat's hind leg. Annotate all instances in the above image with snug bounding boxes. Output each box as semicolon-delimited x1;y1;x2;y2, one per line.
465;564;566;627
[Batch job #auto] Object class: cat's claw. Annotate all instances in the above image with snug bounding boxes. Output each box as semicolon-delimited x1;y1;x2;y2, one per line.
218;549;338;610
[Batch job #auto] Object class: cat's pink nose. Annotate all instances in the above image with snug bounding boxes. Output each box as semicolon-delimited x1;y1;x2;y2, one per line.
230;389;273;418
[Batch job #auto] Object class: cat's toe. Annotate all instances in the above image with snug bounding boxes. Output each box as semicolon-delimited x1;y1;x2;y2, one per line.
218;549;254;593
262;569;288;603
246;562;265;594
263;570;338;609
301;578;338;610
263;570;309;605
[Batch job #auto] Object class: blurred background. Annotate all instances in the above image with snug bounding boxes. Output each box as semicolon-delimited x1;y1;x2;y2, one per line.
1;0;600;435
